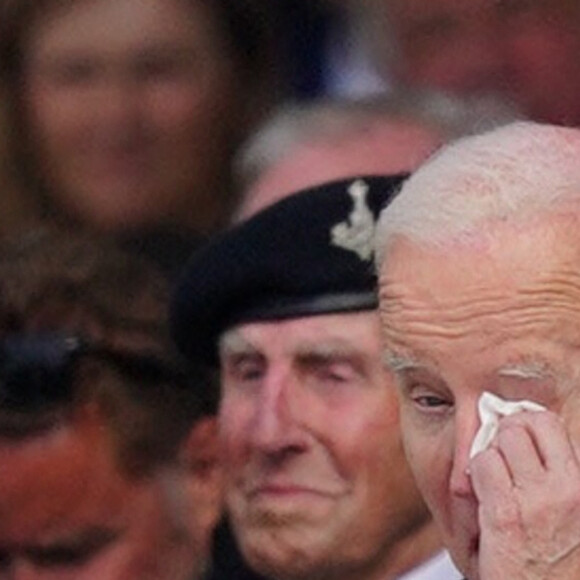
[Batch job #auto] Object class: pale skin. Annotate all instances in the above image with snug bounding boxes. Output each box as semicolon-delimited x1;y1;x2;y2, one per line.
378;212;580;580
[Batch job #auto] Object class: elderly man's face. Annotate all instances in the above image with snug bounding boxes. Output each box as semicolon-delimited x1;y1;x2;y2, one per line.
378;216;580;579
219;311;430;579
0;406;213;580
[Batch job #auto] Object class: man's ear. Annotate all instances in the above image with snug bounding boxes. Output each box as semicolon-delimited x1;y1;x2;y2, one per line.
178;416;224;532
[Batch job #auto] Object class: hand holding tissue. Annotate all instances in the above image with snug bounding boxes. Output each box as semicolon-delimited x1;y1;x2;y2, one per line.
469;391;547;459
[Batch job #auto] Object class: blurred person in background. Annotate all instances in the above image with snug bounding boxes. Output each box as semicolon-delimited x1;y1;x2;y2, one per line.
0;229;225;579
269;0;386;100
233;91;516;221
363;0;580;125
0;98;40;237
0;0;279;237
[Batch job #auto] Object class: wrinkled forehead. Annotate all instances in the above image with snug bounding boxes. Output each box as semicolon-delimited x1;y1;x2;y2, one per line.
378;220;580;376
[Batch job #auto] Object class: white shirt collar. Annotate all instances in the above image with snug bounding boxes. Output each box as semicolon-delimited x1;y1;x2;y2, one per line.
398;550;463;580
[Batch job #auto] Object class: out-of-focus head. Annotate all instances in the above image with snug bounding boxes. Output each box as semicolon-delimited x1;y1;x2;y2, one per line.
375;121;580;578
172;177;444;580
0;0;277;234
234;92;517;221
370;0;580;125
0;100;40;237
0;229;221;579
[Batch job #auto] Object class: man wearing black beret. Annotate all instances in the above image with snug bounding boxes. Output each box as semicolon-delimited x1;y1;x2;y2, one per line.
172;176;462;580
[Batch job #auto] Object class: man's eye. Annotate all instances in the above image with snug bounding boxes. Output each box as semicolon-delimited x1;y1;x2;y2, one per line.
409;389;454;418
226;358;263;383
313;360;359;386
398;377;454;416
414;394;450;408
324;365;353;383
238;364;262;381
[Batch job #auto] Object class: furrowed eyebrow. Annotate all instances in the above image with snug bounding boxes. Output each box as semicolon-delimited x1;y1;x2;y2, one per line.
218;330;257;357
383;351;421;372
295;342;357;361
497;362;554;381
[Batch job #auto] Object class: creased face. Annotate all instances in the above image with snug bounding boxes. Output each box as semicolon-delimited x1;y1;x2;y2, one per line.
378;216;580;579
0;406;209;580
219;311;430;580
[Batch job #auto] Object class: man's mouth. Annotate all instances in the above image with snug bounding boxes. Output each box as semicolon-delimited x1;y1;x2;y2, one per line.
248;483;332;499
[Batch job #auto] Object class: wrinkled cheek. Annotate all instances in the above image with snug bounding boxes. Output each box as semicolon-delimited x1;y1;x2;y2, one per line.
398;413;427;472
561;399;580;458
404;447;431;497
399;434;443;509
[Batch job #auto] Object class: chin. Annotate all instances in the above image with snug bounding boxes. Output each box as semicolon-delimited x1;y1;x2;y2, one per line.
245;545;323;580
238;523;327;580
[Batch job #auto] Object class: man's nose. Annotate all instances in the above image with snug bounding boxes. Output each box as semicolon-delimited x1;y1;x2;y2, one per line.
249;369;309;458
449;404;480;499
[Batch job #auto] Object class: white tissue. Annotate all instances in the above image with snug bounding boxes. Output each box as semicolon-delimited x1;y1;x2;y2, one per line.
469;391;547;459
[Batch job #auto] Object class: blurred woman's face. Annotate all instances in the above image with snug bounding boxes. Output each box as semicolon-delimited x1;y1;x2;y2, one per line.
20;0;243;232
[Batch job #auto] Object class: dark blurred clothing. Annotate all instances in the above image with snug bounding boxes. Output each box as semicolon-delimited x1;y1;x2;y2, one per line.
274;1;337;99
207;520;268;580
116;228;206;283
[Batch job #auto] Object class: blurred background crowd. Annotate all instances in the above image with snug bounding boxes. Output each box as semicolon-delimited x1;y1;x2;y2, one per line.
0;1;580;578
0;0;579;250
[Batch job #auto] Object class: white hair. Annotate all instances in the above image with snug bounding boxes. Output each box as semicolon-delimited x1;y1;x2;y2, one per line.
375;121;580;266
234;90;519;194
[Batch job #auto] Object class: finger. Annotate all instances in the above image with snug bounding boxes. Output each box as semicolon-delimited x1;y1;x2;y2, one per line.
470;446;520;528
504;411;578;473
495;418;545;487
470;445;512;501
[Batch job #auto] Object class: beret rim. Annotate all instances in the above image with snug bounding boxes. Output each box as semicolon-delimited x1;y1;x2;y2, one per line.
171;174;408;366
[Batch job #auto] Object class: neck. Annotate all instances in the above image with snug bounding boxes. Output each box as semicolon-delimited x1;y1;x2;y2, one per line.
373;519;443;580
320;518;444;580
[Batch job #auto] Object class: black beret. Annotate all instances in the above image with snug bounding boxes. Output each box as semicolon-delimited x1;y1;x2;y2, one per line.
171;175;406;364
